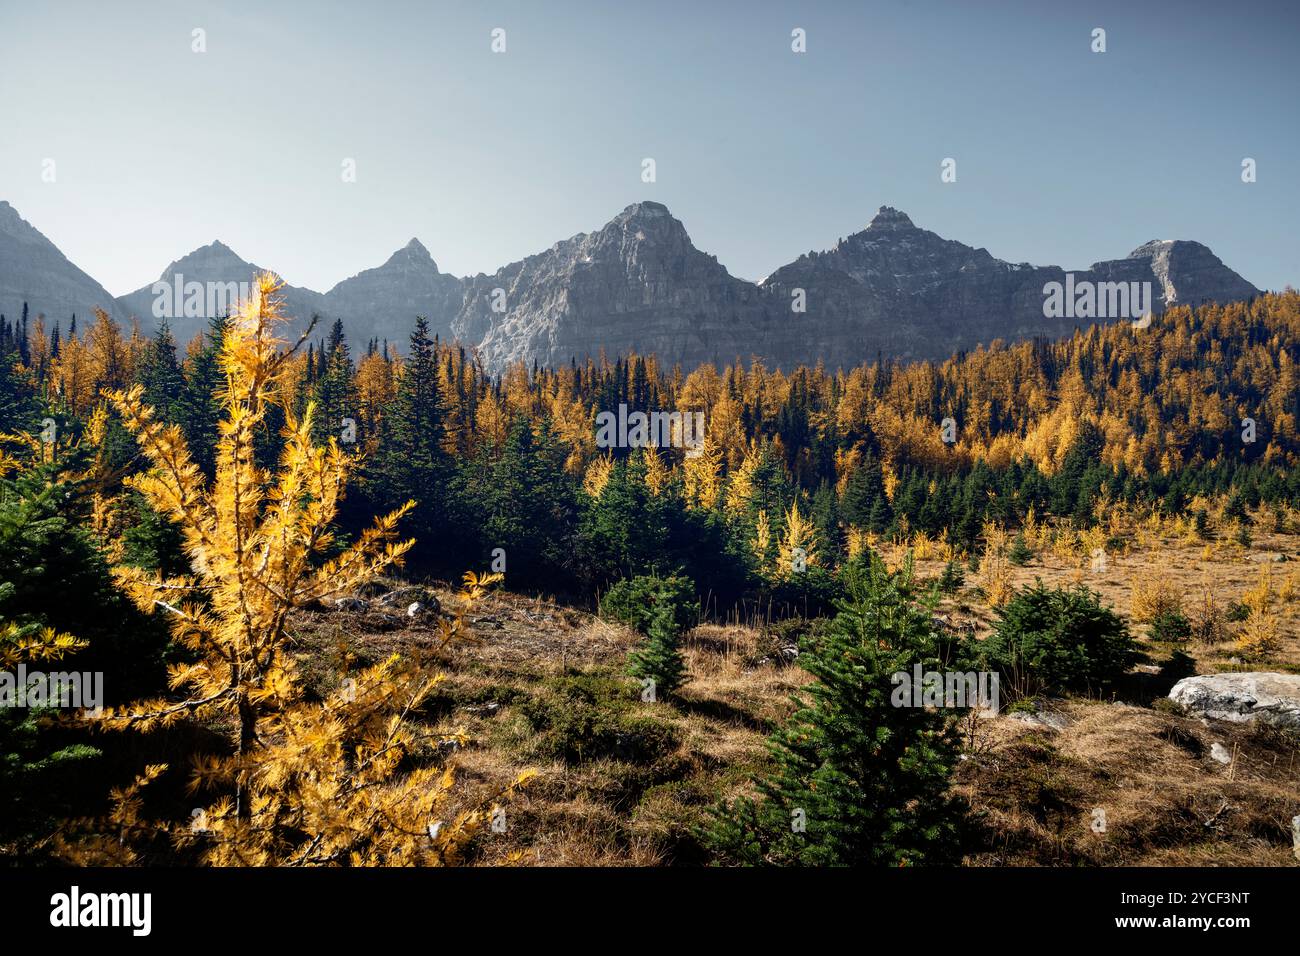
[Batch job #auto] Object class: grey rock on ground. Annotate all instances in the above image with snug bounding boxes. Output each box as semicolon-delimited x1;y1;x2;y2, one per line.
1169;673;1300;729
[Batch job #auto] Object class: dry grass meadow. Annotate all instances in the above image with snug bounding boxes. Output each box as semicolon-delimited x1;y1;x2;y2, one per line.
290;526;1300;867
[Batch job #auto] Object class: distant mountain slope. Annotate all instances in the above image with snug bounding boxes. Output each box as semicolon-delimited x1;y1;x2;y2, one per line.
321;239;464;348
0;201;125;330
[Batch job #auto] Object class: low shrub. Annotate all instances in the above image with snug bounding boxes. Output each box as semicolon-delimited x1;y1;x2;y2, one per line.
983;581;1138;698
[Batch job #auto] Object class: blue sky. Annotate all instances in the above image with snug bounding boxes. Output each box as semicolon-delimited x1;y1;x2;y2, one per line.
1;0;1296;295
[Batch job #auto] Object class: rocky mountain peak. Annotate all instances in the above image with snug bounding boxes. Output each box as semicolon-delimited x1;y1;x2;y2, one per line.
381;238;438;272
617;201;672;221
1113;238;1257;309
606;201;690;244
865;206;916;230
0;200;50;243
168;240;254;273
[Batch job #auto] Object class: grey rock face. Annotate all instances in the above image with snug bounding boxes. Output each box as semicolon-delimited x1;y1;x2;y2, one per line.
0;200;125;330
1169;673;1300;729
1119;239;1259;310
321;239;464;348
456;204;1261;374
454;202;788;372
755;208;1260;369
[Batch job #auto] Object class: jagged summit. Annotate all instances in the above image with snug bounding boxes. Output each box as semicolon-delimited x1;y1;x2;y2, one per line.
607;201;688;244
865;206;916;229
382;237;437;271
320;236;461;347
150;240;262;283
1128;238;1189;258
618;200;672;219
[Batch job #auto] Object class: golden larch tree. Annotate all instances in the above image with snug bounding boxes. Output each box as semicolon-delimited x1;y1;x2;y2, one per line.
83;273;527;866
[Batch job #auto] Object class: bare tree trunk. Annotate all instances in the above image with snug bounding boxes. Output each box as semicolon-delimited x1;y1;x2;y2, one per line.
236;695;256;821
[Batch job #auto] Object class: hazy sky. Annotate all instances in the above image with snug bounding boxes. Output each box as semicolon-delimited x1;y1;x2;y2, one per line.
1;0;1296;296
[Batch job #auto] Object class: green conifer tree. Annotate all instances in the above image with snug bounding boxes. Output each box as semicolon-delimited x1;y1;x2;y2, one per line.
706;555;963;865
626;600;688;700
178;315;228;476
1008;529;1033;566
137;321;185;423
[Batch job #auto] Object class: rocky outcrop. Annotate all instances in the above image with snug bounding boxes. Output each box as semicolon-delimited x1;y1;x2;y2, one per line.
0;200;125;330
1169;673;1300;729
1117;239;1259;310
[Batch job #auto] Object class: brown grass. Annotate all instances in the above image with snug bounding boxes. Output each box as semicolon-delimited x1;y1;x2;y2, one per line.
956;701;1300;865
286;531;1300;866
885;529;1300;673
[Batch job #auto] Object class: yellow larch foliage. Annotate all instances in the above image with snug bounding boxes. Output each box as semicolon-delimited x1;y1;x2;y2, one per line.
543;390;591;475
910;530;935;561
1236;608;1279;661
1188;577;1226;644
474;389;510;452
1130;575;1183;624
0;620;87;669
71;273;529;866
881;461;899;502
753;509;772;572
723;444;760;520
980;548;1012;609
355;350;396;449
50;333;95;417
708;391;747;470
85;307;130;394
642;448;671;496
1233;565;1279;661
1278;570;1297;604
583;453;614;498
777;500;818;579
845;526;869;560
833;446;862;497
1242;564;1274;615
682;438;723;510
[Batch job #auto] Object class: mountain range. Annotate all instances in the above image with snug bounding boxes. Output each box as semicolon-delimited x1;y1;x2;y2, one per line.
0;198;1261;374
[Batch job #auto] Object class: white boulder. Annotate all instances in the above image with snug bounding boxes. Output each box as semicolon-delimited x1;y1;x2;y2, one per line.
1169;673;1300;729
